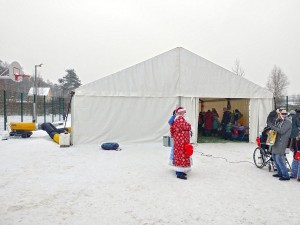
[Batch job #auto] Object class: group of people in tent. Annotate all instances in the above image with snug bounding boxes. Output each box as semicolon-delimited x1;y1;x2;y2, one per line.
260;108;300;181
198;107;246;141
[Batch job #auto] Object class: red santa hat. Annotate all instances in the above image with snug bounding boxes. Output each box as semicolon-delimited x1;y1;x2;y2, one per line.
176;106;186;113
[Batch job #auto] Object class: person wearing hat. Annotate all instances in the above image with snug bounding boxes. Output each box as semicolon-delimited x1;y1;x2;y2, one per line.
267;109;292;181
170;106;192;180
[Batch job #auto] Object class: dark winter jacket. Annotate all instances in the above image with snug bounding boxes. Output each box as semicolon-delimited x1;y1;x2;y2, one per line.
269;119;292;155
221;111;232;126
290;114;300;138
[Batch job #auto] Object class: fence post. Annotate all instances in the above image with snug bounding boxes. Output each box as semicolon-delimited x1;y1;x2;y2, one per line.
20;92;23;122
62;98;65;117
52;97;54;122
58;97;61;121
44;95;46;123
286;96;288;111
4;90;7;130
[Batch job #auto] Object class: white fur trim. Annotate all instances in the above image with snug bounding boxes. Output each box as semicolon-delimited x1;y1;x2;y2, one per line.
173;166;191;172
177;108;186;113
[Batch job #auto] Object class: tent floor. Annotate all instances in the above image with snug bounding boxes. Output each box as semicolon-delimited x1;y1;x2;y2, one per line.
197;135;248;143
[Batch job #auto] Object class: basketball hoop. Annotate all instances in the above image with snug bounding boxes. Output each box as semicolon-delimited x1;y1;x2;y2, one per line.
0;61;30;82
9;61;30;82
15;74;31;82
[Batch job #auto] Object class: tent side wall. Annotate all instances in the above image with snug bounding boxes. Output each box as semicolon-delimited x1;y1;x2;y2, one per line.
72;96;197;145
249;98;273;143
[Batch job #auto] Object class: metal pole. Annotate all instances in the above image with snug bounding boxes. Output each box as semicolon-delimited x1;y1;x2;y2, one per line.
43;95;46;123
4;90;6;130
33;65;37;122
178;96;181;107
21;93;23;122
52;97;54;122
62;97;65;119
286;96;288;111
33;64;42;122
59;97;61;121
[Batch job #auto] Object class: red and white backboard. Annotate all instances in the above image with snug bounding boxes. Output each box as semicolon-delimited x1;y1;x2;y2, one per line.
8;61;30;82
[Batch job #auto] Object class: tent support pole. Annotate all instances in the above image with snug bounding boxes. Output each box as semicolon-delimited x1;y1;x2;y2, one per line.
178;96;181;106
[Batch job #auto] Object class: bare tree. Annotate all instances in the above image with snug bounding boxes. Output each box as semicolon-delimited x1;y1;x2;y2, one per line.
232;59;245;77
266;65;289;97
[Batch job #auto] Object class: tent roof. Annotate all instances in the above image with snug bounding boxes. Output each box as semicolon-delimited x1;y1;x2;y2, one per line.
76;47;273;98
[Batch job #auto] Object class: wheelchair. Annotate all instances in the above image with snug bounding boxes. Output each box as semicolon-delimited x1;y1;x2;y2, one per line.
253;137;291;172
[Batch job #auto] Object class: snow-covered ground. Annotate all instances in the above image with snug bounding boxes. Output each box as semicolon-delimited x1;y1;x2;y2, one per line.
0;127;299;225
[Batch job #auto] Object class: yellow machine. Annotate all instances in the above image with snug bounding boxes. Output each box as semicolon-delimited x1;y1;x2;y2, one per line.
9;122;38;138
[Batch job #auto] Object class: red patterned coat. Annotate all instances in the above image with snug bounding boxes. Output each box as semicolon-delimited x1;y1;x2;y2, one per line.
170;115;192;172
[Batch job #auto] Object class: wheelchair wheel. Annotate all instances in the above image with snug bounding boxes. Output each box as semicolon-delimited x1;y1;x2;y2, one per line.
253;147;266;168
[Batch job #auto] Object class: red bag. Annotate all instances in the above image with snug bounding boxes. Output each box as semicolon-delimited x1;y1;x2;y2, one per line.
185;144;193;157
294;151;300;161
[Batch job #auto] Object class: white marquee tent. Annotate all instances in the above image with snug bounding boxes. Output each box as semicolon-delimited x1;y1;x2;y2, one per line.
71;47;273;145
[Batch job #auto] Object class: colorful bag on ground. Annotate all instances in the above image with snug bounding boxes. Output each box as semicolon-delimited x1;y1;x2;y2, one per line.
185;144;194;157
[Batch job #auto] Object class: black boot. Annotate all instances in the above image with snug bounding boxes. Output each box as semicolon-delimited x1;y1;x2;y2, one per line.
177;174;187;180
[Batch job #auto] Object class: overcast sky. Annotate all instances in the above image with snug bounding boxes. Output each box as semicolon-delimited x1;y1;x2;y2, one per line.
1;0;299;95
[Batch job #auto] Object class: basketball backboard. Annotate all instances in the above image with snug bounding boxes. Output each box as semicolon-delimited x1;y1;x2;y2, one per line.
0;61;30;82
9;61;30;82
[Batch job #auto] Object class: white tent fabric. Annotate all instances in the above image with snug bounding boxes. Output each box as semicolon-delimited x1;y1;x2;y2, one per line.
72;47;273;145
249;98;274;140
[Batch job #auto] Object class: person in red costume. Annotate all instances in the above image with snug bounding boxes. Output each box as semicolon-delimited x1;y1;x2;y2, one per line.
170;106;192;180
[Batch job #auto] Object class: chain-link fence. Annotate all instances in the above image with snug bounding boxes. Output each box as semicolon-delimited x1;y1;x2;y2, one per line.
274;95;300;111
0;90;71;130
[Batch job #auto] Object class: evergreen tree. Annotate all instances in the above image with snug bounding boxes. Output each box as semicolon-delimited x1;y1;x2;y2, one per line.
58;69;81;96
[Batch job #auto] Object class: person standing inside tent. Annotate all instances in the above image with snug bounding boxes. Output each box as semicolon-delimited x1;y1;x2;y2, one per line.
221;107;232;139
168;109;176;165
237;112;245;126
212;108;219;118
204;110;213;136
267;109;292;181
233;109;240;125
170;107;192;180
212;113;220;137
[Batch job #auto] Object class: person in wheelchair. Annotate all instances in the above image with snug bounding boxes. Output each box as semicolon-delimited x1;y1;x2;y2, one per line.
260;110;278;152
267;109;292;181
